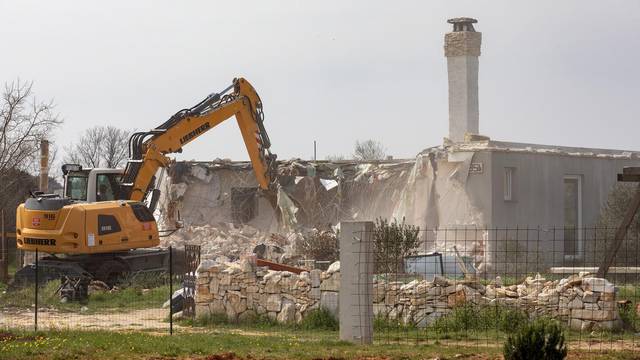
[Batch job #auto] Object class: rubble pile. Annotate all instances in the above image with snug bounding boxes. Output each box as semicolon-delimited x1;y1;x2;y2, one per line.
195;259;341;324
373;273;622;331
162;223;301;263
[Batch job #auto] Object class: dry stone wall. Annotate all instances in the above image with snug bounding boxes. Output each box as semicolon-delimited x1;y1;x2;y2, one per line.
374;273;622;331
195;259;340;323
196;260;622;331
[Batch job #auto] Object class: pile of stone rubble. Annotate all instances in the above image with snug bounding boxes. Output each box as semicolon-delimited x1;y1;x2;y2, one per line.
374;272;622;331
162;223;302;263
195;259;340;324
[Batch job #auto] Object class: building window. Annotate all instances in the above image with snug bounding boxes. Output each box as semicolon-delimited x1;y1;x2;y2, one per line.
231;187;258;223
564;176;583;259
504;167;515;201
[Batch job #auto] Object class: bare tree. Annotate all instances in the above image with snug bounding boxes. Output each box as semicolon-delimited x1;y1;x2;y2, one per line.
325;154;346;161
102;126;130;168
0;80;62;228
593;183;640;266
0;80;61;177
353;139;386;161
65;126;131;168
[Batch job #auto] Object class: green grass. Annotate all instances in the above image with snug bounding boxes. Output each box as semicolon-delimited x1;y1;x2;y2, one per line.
0;280;175;313
1;327;638;360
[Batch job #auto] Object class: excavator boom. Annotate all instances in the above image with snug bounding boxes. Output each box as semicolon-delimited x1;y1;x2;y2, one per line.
121;78;276;202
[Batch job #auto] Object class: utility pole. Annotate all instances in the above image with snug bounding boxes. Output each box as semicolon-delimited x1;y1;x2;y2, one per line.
313;140;317;161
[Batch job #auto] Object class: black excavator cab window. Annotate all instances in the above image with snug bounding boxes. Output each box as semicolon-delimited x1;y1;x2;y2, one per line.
96;173;122;201
66;174;88;201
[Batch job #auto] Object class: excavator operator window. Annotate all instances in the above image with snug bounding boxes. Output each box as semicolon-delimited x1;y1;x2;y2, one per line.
96;174;122;201
66;174;88;201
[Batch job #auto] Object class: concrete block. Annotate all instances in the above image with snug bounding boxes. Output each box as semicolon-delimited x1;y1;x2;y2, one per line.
582;277;615;293
571;309;618;321
321;291;339;317
310;269;322;288
339;221;374;344
320;273;340;291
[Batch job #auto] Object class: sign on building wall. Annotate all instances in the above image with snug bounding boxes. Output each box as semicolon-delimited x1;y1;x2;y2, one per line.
469;162;484;174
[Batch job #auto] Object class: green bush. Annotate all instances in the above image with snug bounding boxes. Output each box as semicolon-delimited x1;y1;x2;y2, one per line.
374;217;420;274
503;318;567;360
299;308;338;331
619;303;640;332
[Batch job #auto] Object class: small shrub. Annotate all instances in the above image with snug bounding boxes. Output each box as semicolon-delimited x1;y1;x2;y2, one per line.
374;217;420;274
619;303;640;332
503;318;567;360
299;308;338;331
296;229;339;262
496;306;529;332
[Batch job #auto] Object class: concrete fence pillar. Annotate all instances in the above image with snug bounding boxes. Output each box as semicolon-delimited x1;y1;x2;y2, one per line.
339;221;374;344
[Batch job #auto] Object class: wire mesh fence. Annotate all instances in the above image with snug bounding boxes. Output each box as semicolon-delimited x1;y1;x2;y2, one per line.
355;226;640;351
0;246;200;334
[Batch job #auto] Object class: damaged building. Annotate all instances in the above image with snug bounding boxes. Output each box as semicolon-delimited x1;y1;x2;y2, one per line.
158;18;640;273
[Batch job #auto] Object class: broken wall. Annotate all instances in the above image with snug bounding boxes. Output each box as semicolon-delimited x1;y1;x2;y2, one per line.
155;154;490;268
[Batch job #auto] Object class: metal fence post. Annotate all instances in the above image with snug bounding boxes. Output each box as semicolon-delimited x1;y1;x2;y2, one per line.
1;209;6;282
169;246;173;335
34;249;38;332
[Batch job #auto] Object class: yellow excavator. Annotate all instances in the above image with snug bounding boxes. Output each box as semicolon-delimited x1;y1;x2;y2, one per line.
14;77;277;288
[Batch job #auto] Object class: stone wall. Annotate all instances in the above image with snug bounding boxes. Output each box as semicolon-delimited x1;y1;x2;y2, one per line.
196;260;622;331
195;259;340;323
373;273;622;331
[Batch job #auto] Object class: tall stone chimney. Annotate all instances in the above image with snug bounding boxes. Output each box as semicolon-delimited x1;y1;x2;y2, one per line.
445;17;481;143
39;139;49;193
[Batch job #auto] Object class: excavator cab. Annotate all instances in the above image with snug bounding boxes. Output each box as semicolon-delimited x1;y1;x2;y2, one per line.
62;164;125;203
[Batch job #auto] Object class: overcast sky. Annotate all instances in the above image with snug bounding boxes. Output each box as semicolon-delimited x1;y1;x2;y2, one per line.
1;1;639;163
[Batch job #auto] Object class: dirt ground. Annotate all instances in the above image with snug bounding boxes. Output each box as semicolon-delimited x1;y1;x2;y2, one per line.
0;307;173;330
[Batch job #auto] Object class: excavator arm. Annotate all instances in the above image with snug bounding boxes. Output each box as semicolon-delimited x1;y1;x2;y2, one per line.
120;78;277;202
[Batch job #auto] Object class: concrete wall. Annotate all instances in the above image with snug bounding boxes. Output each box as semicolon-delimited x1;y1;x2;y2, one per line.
488;150;640;270
490;151;639;227
158;166;279;231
